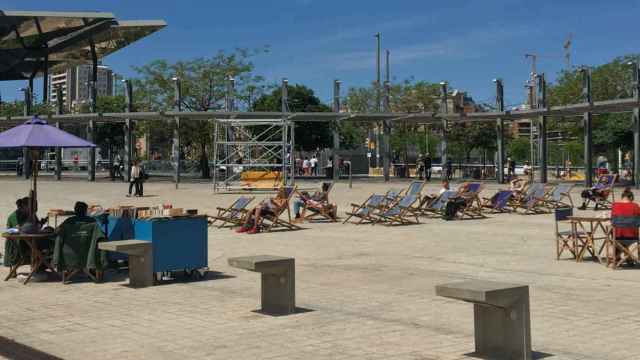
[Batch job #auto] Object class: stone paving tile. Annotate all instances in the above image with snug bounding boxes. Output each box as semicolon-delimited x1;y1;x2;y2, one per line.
0;179;638;359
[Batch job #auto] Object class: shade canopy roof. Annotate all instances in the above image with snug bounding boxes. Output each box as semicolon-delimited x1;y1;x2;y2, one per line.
0;10;166;80
0;116;95;148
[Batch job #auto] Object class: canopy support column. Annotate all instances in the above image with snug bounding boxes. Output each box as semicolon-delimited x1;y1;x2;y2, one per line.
332;79;341;181
124;79;134;183
581;68;593;188
537;74;548;183
632;60;640;189
173;77;182;189
55;86;63;181
440;82;449;179
495;79;505;184
87;42;98;182
281;79;288;185
383;80;391;182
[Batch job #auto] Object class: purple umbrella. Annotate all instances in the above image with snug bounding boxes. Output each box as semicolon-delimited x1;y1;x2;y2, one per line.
0;116;96;217
0;116;95;148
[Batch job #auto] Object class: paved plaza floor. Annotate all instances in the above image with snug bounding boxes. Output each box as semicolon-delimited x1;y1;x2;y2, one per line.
0;178;638;360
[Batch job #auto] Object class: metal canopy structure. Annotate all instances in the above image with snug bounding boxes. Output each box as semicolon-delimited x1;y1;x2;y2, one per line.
0;10;166;80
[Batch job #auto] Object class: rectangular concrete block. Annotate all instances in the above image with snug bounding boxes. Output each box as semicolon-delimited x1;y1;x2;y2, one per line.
99;240;154;287
228;255;295;315
436;280;532;360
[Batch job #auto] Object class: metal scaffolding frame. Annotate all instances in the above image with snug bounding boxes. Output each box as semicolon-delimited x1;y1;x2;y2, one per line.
212;118;294;193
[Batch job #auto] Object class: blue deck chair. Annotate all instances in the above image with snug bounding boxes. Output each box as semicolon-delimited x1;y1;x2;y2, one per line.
482;190;514;213
260;186;302;232
544;183;575;209
344;194;386;224
374;194;420;225
422;190;457;216
209;196;254;228
518;183;548;214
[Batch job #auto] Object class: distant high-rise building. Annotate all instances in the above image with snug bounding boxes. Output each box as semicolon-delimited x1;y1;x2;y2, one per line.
48;64;114;112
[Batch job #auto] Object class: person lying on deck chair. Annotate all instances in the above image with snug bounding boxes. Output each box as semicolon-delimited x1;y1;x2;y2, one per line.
236;187;289;234
292;183;335;223
578;175;611;210
509;176;529;200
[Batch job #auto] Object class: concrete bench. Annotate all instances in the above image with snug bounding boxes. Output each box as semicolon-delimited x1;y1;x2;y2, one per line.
228;255;295;315
436;280;532;360
99;240;153;288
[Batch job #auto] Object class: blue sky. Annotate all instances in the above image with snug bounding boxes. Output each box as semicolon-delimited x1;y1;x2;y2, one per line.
3;0;640;108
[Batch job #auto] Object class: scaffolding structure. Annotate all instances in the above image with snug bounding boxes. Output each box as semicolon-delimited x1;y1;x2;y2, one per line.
212;118;295;193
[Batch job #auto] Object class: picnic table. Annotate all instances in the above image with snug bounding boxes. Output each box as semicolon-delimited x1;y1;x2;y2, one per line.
567;215;609;263
2;232;56;285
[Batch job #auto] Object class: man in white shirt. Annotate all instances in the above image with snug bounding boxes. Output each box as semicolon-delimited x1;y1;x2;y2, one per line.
310;156;318;176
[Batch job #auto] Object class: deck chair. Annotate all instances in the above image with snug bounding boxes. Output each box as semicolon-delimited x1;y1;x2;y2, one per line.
456;184;485;219
516;183;548;214
373;194;420;225
606;216;640;269
555;207;579;260
343;194;386;224
384;189;402;207
422;190;457;216
403;181;425;202
592;175;616;210
544;183;575;209
208;196;254;228
53;219;108;284
481;190;514;213
303;182;337;222
259;186;301;232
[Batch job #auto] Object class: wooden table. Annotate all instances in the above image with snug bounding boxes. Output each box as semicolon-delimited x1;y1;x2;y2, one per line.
567;216;610;263
2;232;56;285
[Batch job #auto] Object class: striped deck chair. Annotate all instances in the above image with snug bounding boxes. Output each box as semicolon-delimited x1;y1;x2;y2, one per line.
343;194;386;224
589;175;616;210
373;194;420;225
260;186;302;232
303;182;337;222
456;183;485;219
516;183;548;214
544;183;575;209
481;190;514;213
422;190;457;217
208;196;254;228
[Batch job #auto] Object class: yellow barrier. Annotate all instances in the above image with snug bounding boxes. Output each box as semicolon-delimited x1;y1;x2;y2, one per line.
240;171;281;182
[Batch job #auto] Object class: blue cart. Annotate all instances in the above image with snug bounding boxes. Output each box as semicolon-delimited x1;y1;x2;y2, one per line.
105;215;208;280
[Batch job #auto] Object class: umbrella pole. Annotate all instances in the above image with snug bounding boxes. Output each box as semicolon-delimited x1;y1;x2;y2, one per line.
29;150;38;218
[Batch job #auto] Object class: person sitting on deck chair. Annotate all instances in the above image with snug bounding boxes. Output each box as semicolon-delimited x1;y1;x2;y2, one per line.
58;202;96;228
509;176;528;200
292;183;335;222
439;179;450;195
609;188;640;266
578;175;611;210
237;187;289;234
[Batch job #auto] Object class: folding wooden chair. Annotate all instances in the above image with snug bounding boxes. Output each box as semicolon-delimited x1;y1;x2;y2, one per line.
605;216;640;269
259;186;302;232
208;196;254;228
373;194;420;225
594;175;616;209
555;207;578;260
481;190;514;213
343;194;386;224
544;183;575;209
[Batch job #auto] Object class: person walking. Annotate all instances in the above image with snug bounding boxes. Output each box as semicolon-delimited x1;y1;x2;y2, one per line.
446;158;453;180
127;160;142;197
424;153;432;181
310;155;318;176
113;154;122;180
326;157;333;179
417;154;424;180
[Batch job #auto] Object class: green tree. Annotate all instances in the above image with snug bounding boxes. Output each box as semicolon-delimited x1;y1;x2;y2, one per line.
507;137;530;163
132;48;269;178
252;84;332;151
